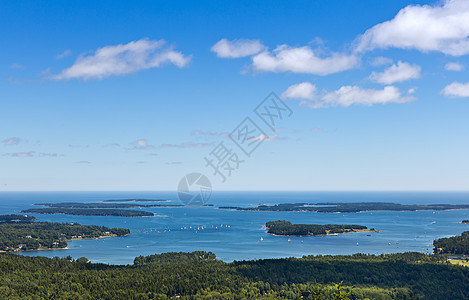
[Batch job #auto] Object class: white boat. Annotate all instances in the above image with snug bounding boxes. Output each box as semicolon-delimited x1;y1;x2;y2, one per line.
260;237;263;242
288;238;291;243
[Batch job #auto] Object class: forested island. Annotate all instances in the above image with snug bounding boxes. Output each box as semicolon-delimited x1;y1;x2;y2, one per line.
265;220;375;236
34;202;213;209
434;231;469;255
220;202;469;213
103;199;168;202
461;220;469;224
22;208;154;217
0;251;467;299
0;217;130;251
35;202;182;209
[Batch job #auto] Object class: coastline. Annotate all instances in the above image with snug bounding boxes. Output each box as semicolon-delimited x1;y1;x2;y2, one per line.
2;233;131;253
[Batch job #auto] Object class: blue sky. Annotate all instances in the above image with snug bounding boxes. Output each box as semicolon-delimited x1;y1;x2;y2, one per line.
1;0;469;191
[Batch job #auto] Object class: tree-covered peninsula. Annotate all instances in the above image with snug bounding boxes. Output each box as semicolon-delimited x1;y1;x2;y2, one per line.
22;208;154;217
434;231;469;255
0;218;130;252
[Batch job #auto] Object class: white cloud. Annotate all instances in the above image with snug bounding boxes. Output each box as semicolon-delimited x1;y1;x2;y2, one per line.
2;137;21;146
52;38;191;80
252;45;359;75
370;61;421;84
445;62;464;71
281;82;317;100
356;0;469;56
442;81;469;97
320;85;415;108
211;39;265;58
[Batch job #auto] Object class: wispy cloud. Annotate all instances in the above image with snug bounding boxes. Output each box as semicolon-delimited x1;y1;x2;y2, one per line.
211;39;265;58
2;152;61;158
166;161;182;165
445;62;464;71
159;142;214;148
10;63;25;70
248;134;283;142
441;81;469;98
369;56;393;66
370;61;421;84
76;160;91;164
130;139;154;150
191;130;228;137
2;137;21;146
356;0;469;56
51;38;191;80
104;143;121;148
3;152;33;158
56;49;71;59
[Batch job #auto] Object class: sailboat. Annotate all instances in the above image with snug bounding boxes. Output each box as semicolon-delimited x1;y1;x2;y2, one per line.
260;237;263;242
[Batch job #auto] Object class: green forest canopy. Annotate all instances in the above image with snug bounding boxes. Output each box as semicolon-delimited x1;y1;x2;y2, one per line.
0;251;467;299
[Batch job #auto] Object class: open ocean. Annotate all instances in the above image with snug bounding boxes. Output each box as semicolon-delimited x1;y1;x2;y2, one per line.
1;191;469;265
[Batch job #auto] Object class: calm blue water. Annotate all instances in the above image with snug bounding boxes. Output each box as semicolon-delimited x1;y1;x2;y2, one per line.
1;191;469;265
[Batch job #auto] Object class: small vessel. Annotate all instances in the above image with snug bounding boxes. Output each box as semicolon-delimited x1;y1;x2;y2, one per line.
260;237;263;242
356;242;359;246
288;238;291;243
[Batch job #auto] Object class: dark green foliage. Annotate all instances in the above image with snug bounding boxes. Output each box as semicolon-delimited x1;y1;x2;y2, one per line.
265;220;368;236
134;251;217;266
462;220;469;224
0;215;36;223
434;231;469;255
221;202;469;213
0;251;467;299
0;221;130;251
22;208;154;217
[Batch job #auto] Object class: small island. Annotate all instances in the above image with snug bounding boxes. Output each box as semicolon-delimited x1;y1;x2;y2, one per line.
265;220;376;237
461;220;469;224
22;208;154;217
0;215;130;252
221;202;469;213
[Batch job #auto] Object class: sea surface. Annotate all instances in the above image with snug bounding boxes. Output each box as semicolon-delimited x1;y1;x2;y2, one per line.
1;191;469;265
